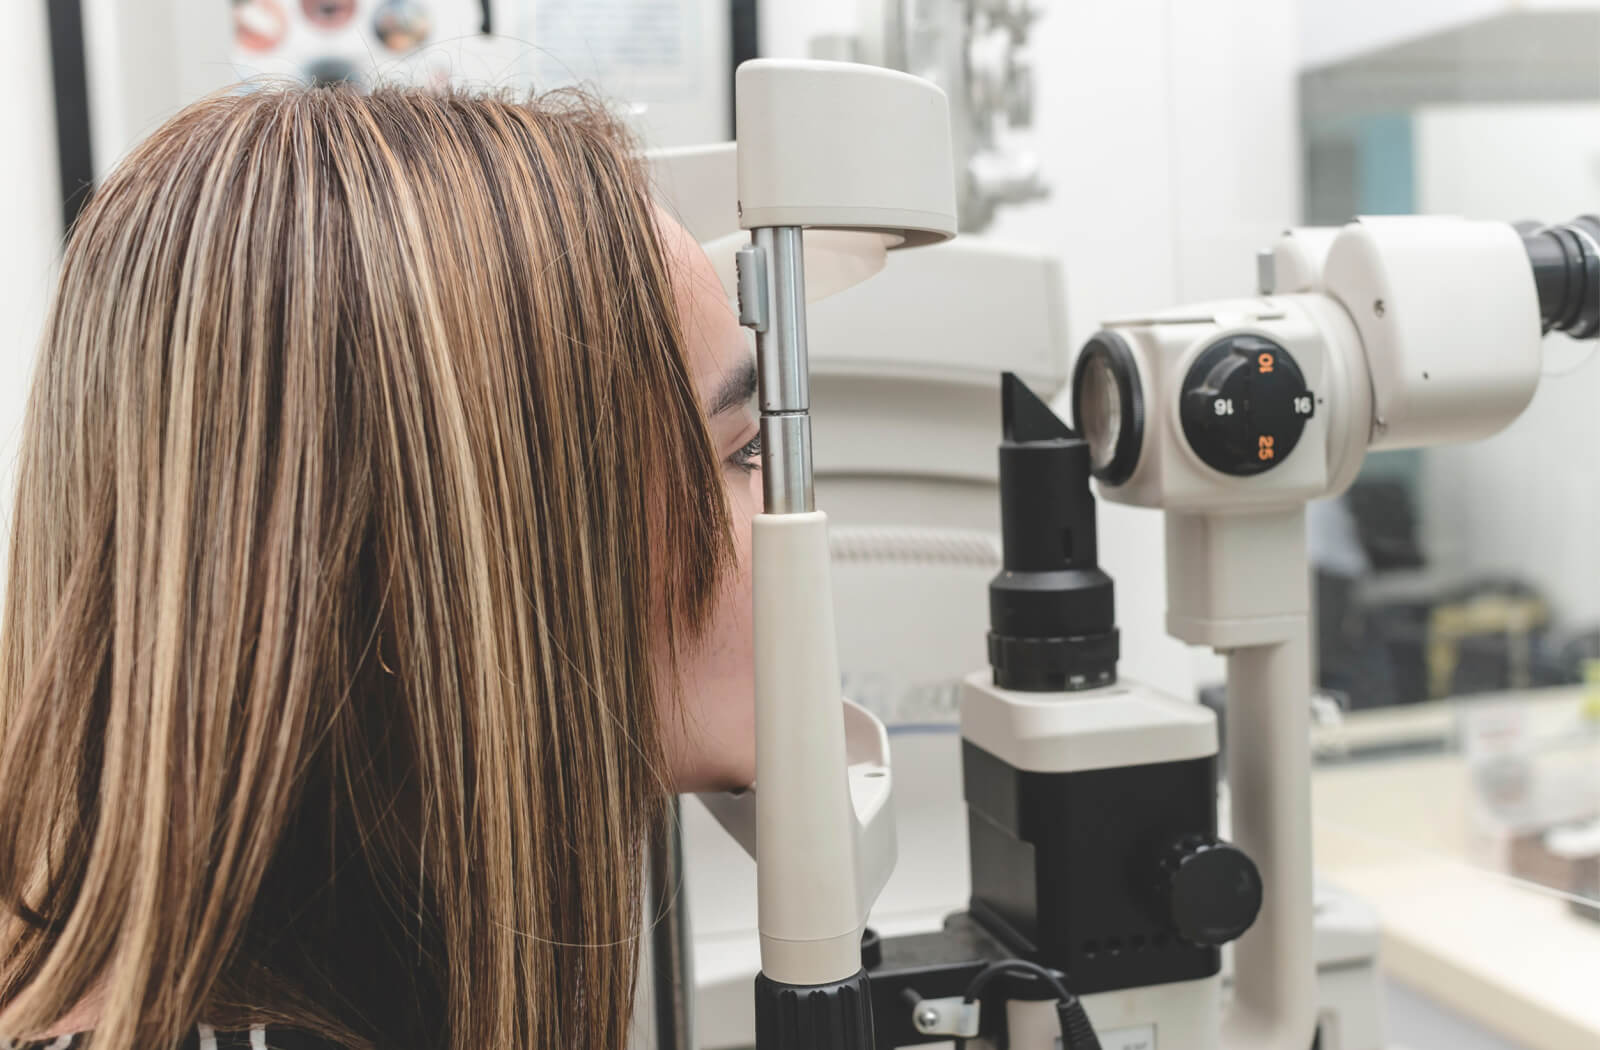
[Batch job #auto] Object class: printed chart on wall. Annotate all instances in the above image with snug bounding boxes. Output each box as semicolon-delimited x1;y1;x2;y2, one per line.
226;0;725;145
509;0;725;146
229;0;497;91
517;0;697;96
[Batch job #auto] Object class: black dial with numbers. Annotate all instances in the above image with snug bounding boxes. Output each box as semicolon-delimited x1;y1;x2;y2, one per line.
1178;334;1314;476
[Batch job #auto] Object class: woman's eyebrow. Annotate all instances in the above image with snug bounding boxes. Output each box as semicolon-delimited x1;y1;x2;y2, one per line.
709;358;758;416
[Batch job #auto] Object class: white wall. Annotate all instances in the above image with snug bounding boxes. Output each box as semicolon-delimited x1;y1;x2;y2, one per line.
0;2;235;588
1302;0;1600;68
1413;101;1600;631
1299;0;1504;68
758;0;857;58
0;0;64;557
82;0;232;181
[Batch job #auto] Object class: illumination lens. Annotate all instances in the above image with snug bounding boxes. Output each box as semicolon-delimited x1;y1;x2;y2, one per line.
1077;350;1123;472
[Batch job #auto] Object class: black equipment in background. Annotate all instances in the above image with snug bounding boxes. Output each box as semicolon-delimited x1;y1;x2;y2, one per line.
45;0;95;233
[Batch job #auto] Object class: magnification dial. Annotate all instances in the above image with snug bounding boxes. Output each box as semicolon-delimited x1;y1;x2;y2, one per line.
1178;334;1314;477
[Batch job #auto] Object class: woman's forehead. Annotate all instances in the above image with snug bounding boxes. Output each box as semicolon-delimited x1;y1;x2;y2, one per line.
655;208;748;392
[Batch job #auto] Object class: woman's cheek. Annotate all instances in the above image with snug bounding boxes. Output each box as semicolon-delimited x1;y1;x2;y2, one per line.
719;469;759;772
659;469;760;793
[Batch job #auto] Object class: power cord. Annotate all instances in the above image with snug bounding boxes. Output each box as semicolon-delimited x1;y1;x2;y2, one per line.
955;958;1102;1050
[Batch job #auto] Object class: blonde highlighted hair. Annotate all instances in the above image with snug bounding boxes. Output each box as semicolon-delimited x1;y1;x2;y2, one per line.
0;86;729;1050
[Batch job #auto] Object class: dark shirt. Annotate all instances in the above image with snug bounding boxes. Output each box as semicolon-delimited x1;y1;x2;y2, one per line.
11;1025;342;1050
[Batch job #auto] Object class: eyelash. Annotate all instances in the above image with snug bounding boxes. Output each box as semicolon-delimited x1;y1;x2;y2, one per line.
728;432;763;473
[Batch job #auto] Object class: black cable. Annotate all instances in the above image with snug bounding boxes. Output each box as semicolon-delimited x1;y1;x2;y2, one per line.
954;959;1102;1050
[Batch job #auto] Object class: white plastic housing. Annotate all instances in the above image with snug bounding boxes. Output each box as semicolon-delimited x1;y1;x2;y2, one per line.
1321;216;1542;451
807;239;1071;490
1165;509;1313;648
648;142;740;243
696;695;895;917
961;671;1215;774
735;59;958;245
1064;294;1373;515
1262;227;1340;294
807;239;1069;390
646;142;895;304
750;512;895;985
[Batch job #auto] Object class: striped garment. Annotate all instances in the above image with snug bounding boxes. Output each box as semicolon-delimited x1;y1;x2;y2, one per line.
6;1025;339;1050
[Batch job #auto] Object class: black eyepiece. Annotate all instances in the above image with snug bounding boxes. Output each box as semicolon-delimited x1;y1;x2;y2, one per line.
987;373;1118;693
1519;216;1600;339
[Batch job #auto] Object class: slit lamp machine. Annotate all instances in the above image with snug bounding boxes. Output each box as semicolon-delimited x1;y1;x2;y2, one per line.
694;58;1600;1050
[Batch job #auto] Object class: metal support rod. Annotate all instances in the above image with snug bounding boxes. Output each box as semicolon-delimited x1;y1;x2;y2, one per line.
649;798;694;1050
743;226;815;515
1222;634;1316;1050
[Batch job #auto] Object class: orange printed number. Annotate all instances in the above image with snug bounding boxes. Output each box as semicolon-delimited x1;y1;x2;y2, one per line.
1258;435;1276;461
1258;353;1275;374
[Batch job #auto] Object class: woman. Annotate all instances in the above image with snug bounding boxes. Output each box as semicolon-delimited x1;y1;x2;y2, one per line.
0;85;760;1050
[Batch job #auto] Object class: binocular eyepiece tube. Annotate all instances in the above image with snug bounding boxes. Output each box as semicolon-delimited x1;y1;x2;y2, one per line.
1520;215;1600;339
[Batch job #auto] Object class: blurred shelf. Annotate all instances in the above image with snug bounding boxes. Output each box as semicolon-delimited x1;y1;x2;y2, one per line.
1312;685;1589;760
1303;7;1600;123
1315;686;1600;1050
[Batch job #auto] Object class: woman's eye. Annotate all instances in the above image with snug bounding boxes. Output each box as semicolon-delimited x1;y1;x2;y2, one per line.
728;433;763;473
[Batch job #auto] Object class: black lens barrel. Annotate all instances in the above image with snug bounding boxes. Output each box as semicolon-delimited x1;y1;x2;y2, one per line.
1519;216;1600;339
988;373;1119;693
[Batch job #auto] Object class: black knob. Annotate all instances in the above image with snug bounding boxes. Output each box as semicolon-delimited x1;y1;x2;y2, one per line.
1178;335;1314;476
1159;835;1263;947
